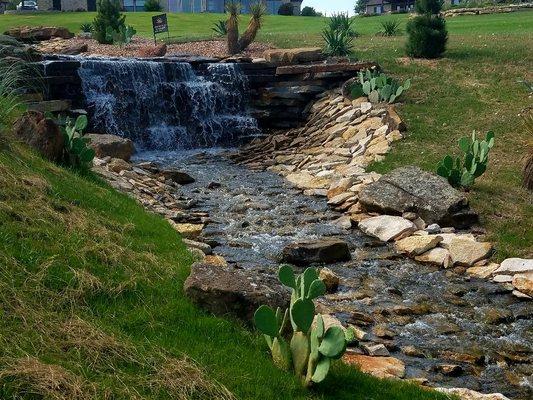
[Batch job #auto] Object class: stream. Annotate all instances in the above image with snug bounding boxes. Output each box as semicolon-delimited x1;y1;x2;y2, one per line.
136;149;532;399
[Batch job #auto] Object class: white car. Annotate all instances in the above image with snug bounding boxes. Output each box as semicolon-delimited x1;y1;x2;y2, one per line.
16;1;39;11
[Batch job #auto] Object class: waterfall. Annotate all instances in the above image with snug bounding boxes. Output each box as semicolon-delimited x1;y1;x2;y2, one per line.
77;59;260;150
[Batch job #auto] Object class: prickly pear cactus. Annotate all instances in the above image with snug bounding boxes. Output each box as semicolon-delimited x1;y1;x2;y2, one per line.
254;265;352;387
436;131;495;189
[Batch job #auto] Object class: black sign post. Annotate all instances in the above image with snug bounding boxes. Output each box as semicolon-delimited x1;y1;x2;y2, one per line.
152;14;169;45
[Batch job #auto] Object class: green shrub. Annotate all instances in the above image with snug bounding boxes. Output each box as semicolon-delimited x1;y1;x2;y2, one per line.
436;131;495;189
106;25;136;47
93;0;126;44
212;20;227;37
406;0;447;58
144;0;162;12
254;265;354;387
300;6;319;16
61;115;95;170
80;23;93;33
379;19;401;36
278;3;294;15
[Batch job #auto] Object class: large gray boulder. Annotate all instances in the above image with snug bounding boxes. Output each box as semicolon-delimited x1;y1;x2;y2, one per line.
86;134;134;161
358;166;478;228
0;34;41;61
184;263;289;322
281;238;351;266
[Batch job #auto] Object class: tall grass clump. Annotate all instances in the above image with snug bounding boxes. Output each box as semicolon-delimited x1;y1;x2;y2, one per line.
0;60;27;139
406;0;448;58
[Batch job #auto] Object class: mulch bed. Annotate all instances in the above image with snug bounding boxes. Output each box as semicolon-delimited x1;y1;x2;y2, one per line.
43;36;274;59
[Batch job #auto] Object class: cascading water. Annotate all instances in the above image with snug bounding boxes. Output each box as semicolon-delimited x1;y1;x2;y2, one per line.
77;59;260;150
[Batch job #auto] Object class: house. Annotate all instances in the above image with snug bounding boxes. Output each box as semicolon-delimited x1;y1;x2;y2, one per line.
36;0;96;11
364;0;461;15
0;1;10;13
160;0;302;15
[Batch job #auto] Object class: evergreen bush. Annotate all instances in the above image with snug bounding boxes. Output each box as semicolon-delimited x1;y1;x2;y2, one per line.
406;0;447;58
93;0;126;44
278;3;294;15
144;0;162;12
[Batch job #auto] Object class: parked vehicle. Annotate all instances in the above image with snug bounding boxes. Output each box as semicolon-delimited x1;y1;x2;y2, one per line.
16;1;38;10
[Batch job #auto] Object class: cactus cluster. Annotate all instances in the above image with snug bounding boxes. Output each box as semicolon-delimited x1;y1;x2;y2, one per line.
254;265;353;387
351;69;411;104
436;131;495;189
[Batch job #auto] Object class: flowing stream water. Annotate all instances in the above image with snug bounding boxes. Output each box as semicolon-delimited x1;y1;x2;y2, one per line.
77;59;532;399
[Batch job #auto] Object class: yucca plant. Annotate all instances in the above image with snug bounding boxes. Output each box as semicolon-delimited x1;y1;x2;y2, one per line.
226;1;240;55
80;22;93;33
322;27;353;57
0;60;27;139
379;20;401;36
238;2;266;52
212;20;227;37
328;12;358;37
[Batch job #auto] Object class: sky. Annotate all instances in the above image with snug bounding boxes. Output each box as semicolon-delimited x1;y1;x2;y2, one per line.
302;0;356;16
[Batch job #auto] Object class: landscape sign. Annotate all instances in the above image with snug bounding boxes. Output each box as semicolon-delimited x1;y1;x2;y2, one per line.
152;13;169;43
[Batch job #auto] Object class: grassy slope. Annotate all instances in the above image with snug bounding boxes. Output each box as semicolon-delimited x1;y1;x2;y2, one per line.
0;144;447;399
0;11;531;258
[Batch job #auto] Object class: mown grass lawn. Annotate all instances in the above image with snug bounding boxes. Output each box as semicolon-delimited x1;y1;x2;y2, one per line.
0;144;449;399
1;10;531;258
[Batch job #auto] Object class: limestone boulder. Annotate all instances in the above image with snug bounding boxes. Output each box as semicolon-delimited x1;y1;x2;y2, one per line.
512;273;533;297
281;238;351;266
184;262;289;321
342;353;405;379
358;166;478;228
263;47;324;65
36;39;88;55
446;237;492;267
415;247;452;268
493;258;533;276
286;171;329;190
160;169;195;184
319;267;340;292
358;215;416;242
436;387;510;400
138;43;168;58
86;134;134;161
13;111;64;162
4;26;74;42
394;235;443;256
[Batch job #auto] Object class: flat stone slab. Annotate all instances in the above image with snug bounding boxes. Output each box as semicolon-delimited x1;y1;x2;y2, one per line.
184;262;289;322
342;353;405;379
394;235;443;256
493;258;533;275
358;166;478;228
447;237;492;267
263;47;324;65
358;215;416;242
281;238;351;266
415;247;452;268
276;61;377;76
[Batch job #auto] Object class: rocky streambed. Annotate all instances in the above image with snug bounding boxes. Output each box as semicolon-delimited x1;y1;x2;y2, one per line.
133;149;531;399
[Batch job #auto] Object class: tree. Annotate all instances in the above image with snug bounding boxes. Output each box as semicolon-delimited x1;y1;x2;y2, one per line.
93;0;126;44
226;1;240;55
301;6;318;16
354;0;368;15
278;3;294;15
405;0;448;58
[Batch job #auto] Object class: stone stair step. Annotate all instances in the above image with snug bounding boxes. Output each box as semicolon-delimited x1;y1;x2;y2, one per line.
27;99;71;113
